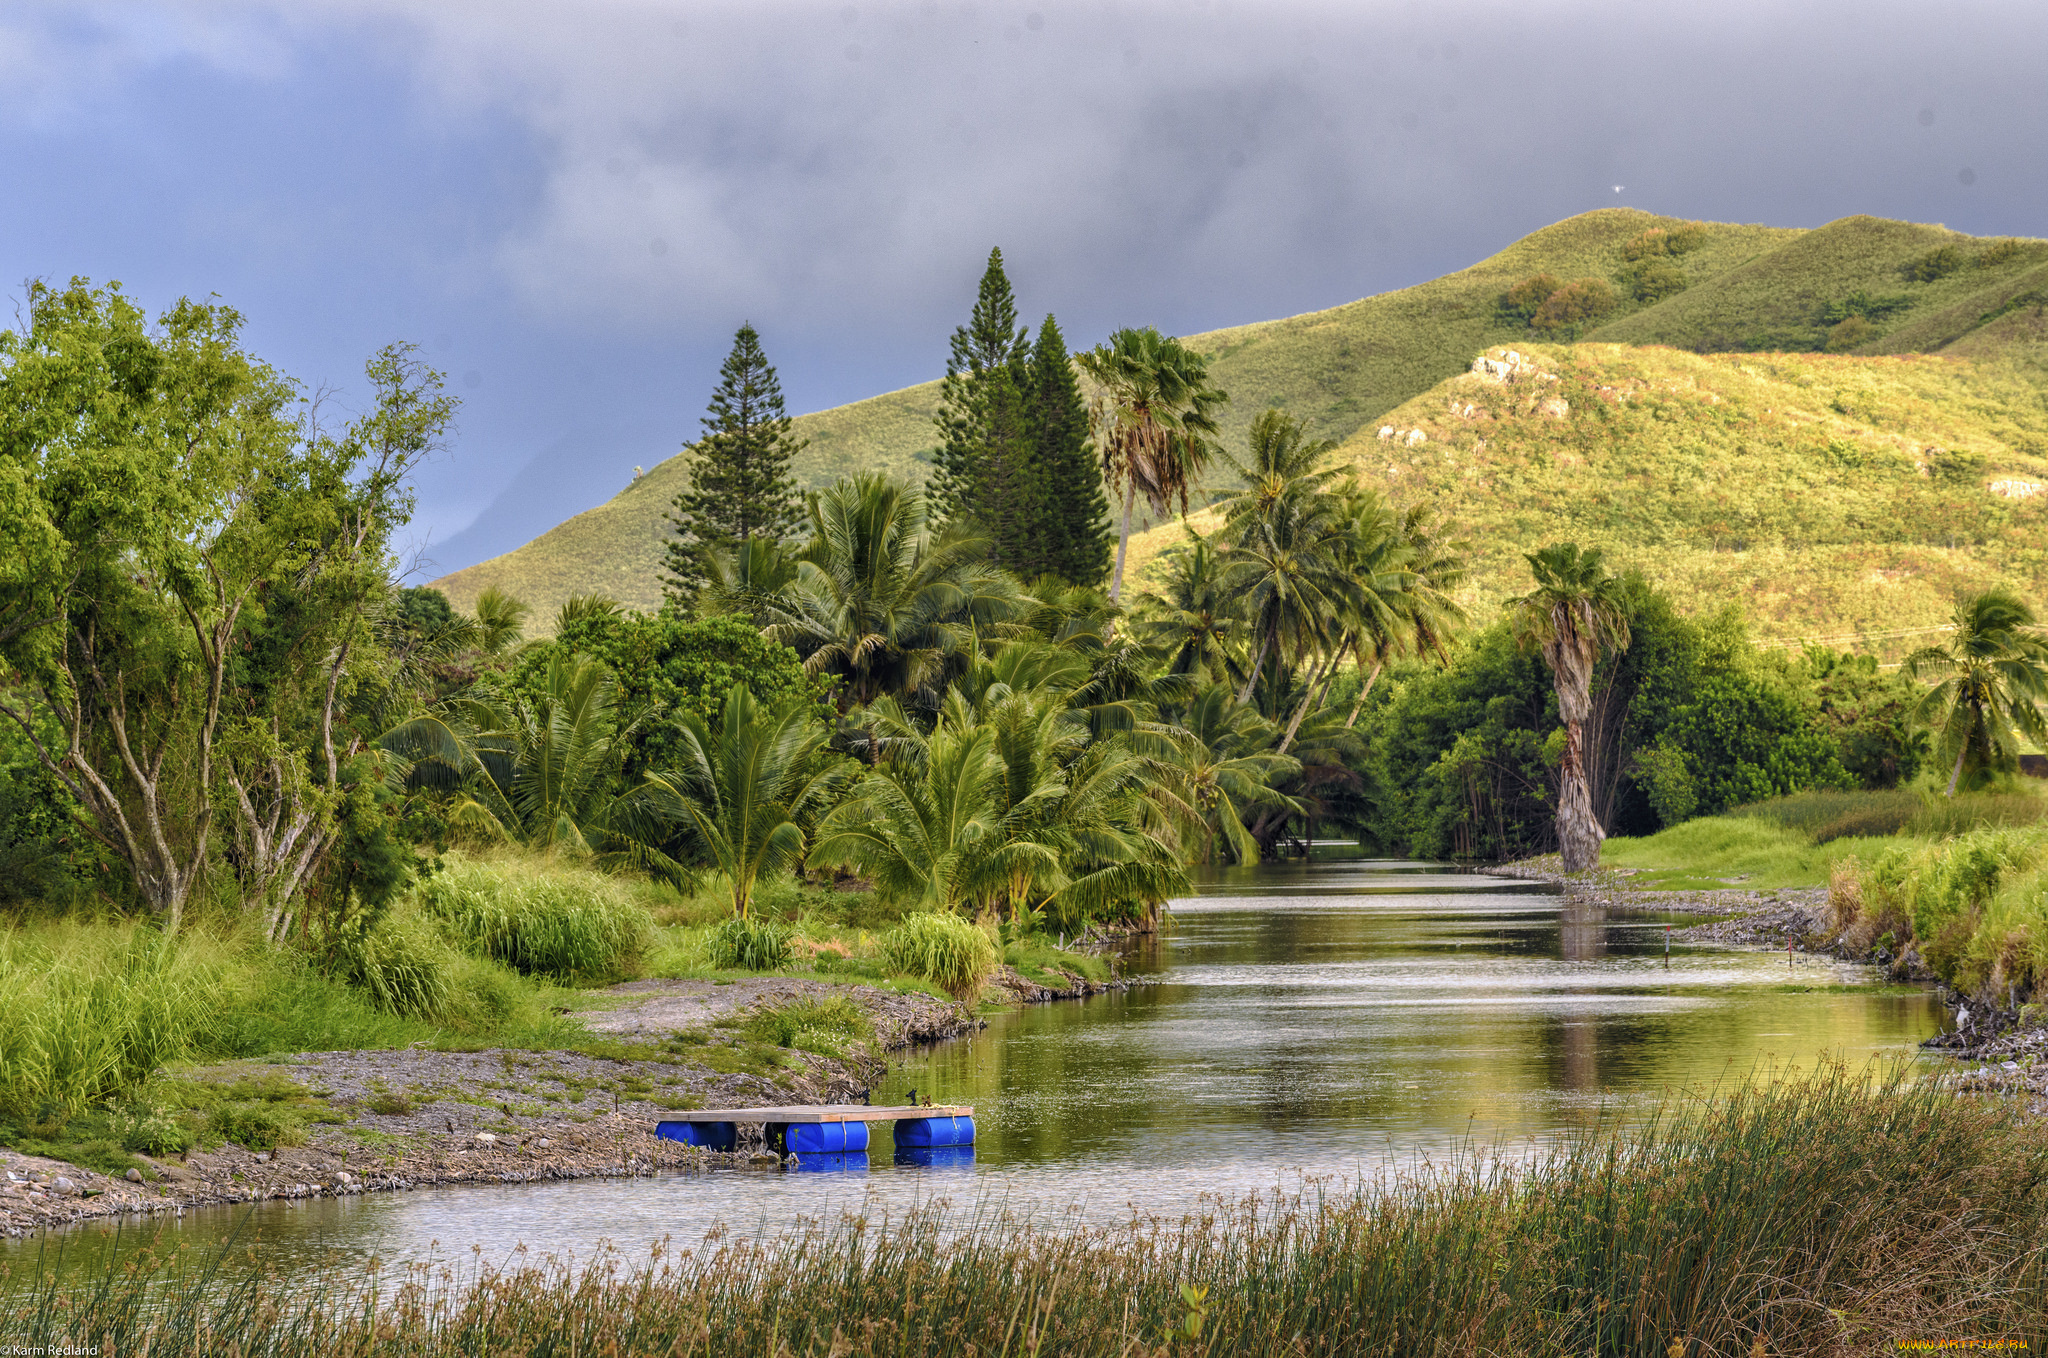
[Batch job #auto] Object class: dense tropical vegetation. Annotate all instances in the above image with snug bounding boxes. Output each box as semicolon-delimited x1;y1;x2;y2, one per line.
4;264;2048;1163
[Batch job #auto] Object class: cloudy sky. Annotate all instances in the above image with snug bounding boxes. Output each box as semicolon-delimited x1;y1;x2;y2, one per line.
3;0;2043;576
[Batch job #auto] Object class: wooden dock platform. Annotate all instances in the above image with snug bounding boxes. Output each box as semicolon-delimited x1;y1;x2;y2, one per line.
659;1103;972;1124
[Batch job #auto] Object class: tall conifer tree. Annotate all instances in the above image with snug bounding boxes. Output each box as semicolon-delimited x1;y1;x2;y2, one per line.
931;249;1047;576
1028;315;1112;586
663;324;806;608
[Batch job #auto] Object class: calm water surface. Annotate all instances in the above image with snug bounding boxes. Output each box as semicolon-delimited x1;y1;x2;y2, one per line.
10;853;1940;1275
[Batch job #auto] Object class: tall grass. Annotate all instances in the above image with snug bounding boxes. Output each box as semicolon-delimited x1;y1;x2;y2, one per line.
9;1064;2045;1354
417;856;652;982
1838;827;2048;1001
1738;787;2048;843
0;925;225;1129
877;912;999;997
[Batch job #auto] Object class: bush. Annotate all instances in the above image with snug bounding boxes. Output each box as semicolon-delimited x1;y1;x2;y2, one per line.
1530;278;1618;332
1625;258;1689;303
705;915;792;972
1824;315;1875;352
418;858;651;982
1905;245;1968;282
878;913;1000;997
1633;741;1697;827
741;996;870;1056
1498;273;1561;323
1858;829;2048;983
1622;224;1706;259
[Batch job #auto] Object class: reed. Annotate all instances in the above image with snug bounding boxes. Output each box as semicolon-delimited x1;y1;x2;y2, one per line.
6;1063;2044;1355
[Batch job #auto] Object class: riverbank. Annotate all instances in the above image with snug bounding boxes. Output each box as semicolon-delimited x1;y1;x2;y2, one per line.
8;1064;2041;1356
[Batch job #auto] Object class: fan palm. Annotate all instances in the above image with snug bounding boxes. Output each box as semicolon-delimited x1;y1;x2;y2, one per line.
664;682;849;919
1074;328;1228;604
767;473;1028;709
1905;587;2048;795
1504;543;1631;872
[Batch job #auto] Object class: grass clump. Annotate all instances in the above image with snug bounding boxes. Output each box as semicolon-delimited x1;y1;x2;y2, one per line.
417;856;652;983
1601;816;1895;890
1836;827;2048;999
740;996;871;1057
703;916;792;972
878;913;999;997
7;1064;2045;1354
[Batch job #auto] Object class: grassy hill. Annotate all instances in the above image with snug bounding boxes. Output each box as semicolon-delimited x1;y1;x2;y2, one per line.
434;209;2048;633
1124;343;2048;653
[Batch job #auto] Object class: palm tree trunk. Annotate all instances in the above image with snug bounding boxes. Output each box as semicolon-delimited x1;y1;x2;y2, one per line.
1108;480;1138;605
1343;652;1384;730
1277;648;1339;755
1946;740;1969;797
1235;632;1271;706
1555;715;1604;873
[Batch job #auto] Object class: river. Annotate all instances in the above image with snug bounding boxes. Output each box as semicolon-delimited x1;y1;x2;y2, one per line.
6;852;1940;1276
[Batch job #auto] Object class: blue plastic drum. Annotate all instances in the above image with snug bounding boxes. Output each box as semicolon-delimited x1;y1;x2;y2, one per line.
781;1121;871;1154
894;1144;975;1169
787;1152;869;1173
656;1121;737;1151
893;1115;975;1148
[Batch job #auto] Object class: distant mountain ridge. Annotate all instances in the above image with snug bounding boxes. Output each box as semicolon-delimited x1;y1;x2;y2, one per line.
433;208;2048;634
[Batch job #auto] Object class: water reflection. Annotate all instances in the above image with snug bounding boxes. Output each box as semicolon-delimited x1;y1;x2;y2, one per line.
5;851;1938;1273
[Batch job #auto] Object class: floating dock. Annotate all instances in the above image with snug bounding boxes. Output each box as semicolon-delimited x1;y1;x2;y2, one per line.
655;1103;975;1155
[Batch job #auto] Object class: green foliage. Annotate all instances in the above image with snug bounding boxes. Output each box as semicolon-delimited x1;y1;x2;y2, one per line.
1658;672;1853;814
1905;245;1968;282
876;912;1000;997
1854;828;2048;989
416;857;652;982
704;914;792;971
662;324;807;606
1498;272;1561;323
1622;257;1690;303
1631;740;1696;825
512;611;827;779
1905;587;2048;793
1621;224;1706;259
323;906;456;1019
1529;277;1618;333
1028;315;1114;587
739;995;869;1055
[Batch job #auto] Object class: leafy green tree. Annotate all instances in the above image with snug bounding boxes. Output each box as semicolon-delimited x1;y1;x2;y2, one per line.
1027;316;1112;586
1075;328;1228;604
1134;533;1239;685
665;683;848;920
508;610;828;781
1657;673;1851;813
0;279;455;934
1505;544;1632;872
1905;587;2048;795
929;249;1045;576
767;474;1028;709
663;324;807;607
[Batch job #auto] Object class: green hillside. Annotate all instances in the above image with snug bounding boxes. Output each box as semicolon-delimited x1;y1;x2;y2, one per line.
1126;343;2048;651
434;209;2048;630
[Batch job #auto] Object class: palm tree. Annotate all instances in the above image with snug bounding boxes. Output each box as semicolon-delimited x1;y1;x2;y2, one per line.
1504;543;1631;873
1074;328;1228;605
699;536;800;626
767;473;1028;709
1222;482;1351;715
665;682;850;919
449;652;685;880
1133;532;1240;686
1905;587;2048;795
1137;684;1300;865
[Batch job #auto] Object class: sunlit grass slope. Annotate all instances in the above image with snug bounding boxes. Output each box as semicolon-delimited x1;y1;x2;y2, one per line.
1125;343;2048;647
435;209;2048;630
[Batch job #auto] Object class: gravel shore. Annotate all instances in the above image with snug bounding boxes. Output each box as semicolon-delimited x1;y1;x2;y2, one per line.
2;968;1072;1239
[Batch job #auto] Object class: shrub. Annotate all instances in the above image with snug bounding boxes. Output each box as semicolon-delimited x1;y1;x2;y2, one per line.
1633;741;1697;827
1530;278;1617;332
1926;447;1987;484
210;1100;307;1151
418;858;651;982
1823;315;1875;352
741;996;870;1056
705;915;792;972
878;913;1000;997
1858;829;2048;984
1625;258;1689;303
1622;224;1707;260
1498;273;1561;323
1905;245;1967;282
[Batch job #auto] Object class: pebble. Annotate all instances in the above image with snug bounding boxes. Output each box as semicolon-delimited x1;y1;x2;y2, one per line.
53;1177;76;1195
126;1168;145;1183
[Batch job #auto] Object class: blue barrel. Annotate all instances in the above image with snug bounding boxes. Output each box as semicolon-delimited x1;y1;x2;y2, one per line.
655;1120;736;1151
782;1121;870;1155
787;1152;869;1173
894;1144;975;1169
894;1115;974;1148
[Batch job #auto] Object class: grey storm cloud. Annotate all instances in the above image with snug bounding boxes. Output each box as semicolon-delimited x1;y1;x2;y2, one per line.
2;0;2043;567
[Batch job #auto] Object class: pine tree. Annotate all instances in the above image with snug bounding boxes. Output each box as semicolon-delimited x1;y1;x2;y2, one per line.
663;324;807;609
1028;315;1112;586
930;249;1047;576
